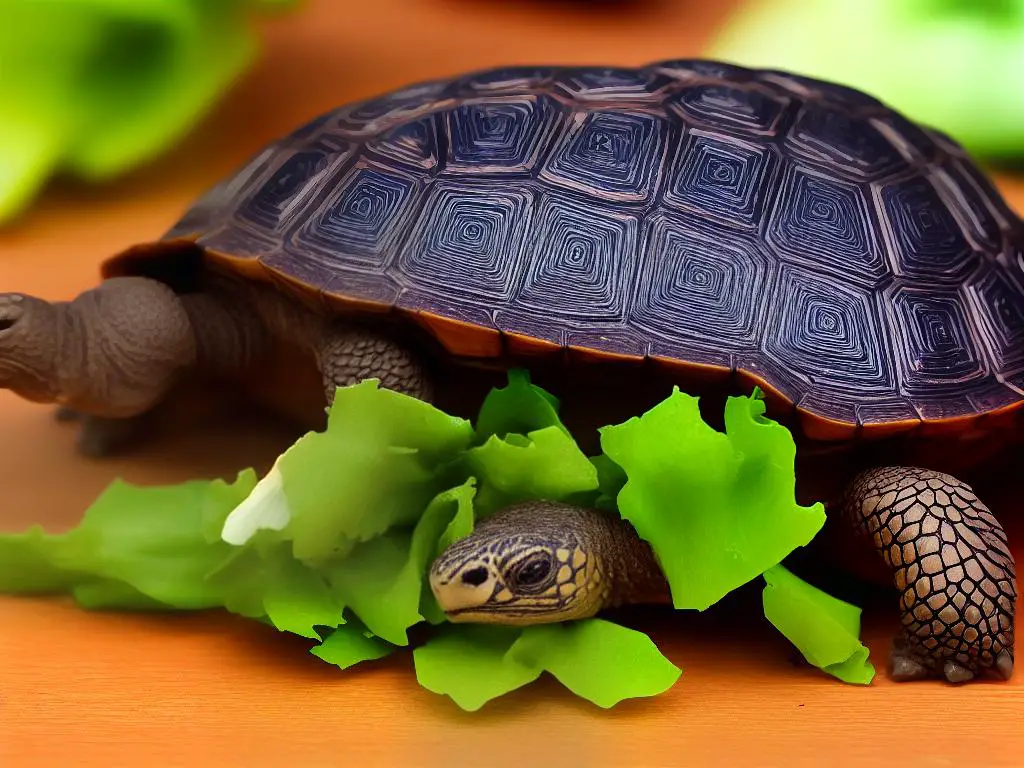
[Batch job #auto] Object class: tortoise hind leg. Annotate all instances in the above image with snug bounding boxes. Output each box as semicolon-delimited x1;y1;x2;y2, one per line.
315;322;435;404
841;466;1016;683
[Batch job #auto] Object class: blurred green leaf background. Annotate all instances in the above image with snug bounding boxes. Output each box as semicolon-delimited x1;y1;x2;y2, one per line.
0;0;297;224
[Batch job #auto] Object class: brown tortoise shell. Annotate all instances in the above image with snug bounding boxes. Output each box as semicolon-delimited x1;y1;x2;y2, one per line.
102;59;1024;441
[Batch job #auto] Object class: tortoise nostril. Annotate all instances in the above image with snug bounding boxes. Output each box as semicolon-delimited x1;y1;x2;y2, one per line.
461;567;489;587
0;317;15;332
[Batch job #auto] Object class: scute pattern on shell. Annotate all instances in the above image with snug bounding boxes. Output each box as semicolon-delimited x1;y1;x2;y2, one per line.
166;60;1024;428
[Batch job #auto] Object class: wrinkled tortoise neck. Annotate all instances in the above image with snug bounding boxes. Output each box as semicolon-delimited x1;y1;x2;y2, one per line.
592;514;672;610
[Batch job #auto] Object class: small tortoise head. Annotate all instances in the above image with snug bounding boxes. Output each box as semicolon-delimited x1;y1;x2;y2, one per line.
0;293;60;403
428;501;615;625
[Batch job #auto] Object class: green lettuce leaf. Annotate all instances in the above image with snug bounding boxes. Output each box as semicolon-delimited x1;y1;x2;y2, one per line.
505;619;682;708
0;470;256;610
312;624;396;671
72;579;168;611
321;478;479;646
465;369;598;516
762;565;875;685
599;389;827;611
221;379;474;560
414;619;681;711
413;625;542;712
0;526;84;594
590;453;628;512
421;480;478;625
260;552;343;639
0;0;297;225
473;368;567;440
464;427;599;518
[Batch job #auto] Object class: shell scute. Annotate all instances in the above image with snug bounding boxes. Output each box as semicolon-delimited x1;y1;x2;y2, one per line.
877;175;980;283
964;264;1024;374
784;103;909;180
236;137;353;234
511;192;639;323
445;66;557;97
886;284;991;396
651;59;757;83
767;163;889;288
334;79;451;136
666;82;791;135
392;181;535;303
538;109;671;204
444;95;563;175
763;263;894;395
662;129;780;229
628;213;773;357
554;66;669;101
288;163;425;272
364;116;441;172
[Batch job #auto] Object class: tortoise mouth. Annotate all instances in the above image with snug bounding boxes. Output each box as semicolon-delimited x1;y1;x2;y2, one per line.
443;604;569;626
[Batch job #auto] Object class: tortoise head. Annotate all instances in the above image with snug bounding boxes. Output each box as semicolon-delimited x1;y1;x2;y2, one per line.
0;293;61;403
428;501;668;624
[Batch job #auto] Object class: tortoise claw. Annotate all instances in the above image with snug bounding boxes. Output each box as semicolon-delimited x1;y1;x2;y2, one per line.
891;653;931;681
943;660;975;684
54;405;81;422
996;651;1013;681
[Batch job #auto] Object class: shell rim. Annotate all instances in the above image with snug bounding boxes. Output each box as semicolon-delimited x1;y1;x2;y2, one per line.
100;237;1024;442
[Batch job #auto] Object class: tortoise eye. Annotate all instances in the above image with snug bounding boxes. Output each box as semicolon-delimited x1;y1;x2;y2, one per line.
513;556;553;591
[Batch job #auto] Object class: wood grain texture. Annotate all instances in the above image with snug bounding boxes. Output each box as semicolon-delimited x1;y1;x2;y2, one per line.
1;1;1022;766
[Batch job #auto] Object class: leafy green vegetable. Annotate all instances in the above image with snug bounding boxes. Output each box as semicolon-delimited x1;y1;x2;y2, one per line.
762;565;875;685
590;453;628;512
312;625;396;671
473;368;567;439
324;505;447;647
413;625;542;712
0;526;83;594
0;471;255;609
600;389;827;611
72;579;168;611
465;427;599;518
260;553;342;639
421;480;478;626
276;380;474;562
415;619;681;711
432;480;477;556
0;370;874;713
506;619;682;708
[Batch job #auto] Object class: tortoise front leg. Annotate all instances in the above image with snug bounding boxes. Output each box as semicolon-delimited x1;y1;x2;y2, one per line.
842;466;1016;683
53;407;153;457
315;322;435;404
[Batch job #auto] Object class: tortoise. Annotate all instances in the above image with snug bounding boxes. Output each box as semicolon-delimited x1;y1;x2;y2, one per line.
0;59;1018;684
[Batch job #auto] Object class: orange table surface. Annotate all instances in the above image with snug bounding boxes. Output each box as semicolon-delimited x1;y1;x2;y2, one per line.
2;1;1023;766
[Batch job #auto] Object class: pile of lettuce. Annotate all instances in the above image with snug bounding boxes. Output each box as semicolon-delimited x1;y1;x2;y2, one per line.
0;371;874;711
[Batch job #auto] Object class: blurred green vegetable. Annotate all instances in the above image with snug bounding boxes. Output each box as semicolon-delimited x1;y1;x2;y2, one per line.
709;0;1024;159
0;0;297;225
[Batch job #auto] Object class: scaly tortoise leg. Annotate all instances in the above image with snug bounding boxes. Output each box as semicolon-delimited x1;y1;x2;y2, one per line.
842;466;1016;683
315;322;435;404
